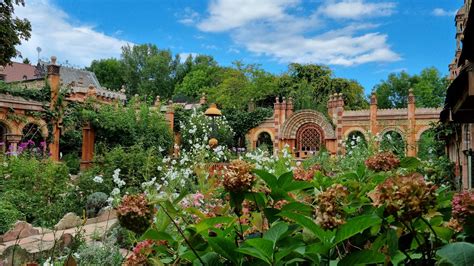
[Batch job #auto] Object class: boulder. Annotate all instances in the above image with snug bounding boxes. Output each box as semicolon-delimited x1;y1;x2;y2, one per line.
1;221;40;242
54;213;82;230
97;208;117;222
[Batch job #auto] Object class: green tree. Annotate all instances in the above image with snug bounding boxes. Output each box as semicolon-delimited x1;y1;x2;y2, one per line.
121;44;176;99
87;58;126;90
279;63;368;112
374;67;448;109
174;55;221;101
0;0;31;66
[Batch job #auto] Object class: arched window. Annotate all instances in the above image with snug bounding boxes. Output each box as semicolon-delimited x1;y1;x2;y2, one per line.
22;123;44;145
296;123;323;152
256;132;273;153
380;131;405;156
345;131;367;151
0;122;8;152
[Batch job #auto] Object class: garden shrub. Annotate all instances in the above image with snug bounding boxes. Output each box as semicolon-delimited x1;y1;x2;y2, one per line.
86;192;108;217
0;200;24;234
76;240;123;266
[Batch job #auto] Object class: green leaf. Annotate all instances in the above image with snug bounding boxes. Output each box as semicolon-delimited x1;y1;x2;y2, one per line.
193;252;221;266
432;226;453;242
437;242;474;265
207;237;240;265
238;238;274;264
334;214;381;245
263;222;289;248
194;216;236;234
356;164;366;179
253;169;278;190
338;250;385;266
140;229;174;242
277;171;294;188
279;211;333;244
400;157;421;169
280;202;313;216
245;191;266;209
283;181;313;192
155;207;171;231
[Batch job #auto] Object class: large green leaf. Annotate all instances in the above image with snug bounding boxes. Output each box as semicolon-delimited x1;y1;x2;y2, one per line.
279;211;333;244
155;207;171;231
437;242;474;266
141;229;174;242
192;252;221;266
238;238;274;264
283;181;313;192
277;171;294;188
207;237;240;265
399;157;421;169
254;169;278;189
338;250;385;266
334;214;381;245
245;191;267;209
264;222;289;248
280;202;313;216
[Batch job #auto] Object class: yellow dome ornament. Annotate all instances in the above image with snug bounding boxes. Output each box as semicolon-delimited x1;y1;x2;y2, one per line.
208;138;219;148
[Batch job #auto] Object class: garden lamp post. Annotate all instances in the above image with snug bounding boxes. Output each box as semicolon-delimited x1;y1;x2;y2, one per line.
204;103;222;148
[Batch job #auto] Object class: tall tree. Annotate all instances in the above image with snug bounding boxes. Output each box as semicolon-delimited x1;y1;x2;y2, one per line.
279;63;368;112
374;67;448;109
87;58;125;90
0;0;31;66
121;44;176;99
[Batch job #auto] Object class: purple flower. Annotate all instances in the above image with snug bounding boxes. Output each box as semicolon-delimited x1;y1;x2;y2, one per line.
0;142;4;146
40;141;46;148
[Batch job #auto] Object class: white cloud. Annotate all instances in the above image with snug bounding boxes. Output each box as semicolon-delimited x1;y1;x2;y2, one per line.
432;8;456;17
193;0;400;66
318;0;396;20
178;7;200;25
15;0;130;67
197;0;300;32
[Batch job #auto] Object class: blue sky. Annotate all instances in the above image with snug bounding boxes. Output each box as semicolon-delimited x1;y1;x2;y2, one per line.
16;0;461;93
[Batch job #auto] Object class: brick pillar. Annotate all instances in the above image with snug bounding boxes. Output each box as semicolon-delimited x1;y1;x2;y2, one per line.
407;89;417;157
327;94;335;123
273;97;281;155
369;92;378;136
280;97;287;126
335;93;344;155
6;134;22;155
286;97;294;118
47;56;61;161
80;122;95;170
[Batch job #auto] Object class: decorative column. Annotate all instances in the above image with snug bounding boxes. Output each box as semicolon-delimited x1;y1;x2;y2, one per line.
80;122;95;170
286;97;294;118
6;134;22;155
335;93;344;155
273;97;281;155
47;56;61;161
407;89;417;157
369;92;378;136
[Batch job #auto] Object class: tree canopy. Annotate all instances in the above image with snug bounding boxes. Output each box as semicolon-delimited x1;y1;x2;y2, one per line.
373;67;448;109
0;0;31;66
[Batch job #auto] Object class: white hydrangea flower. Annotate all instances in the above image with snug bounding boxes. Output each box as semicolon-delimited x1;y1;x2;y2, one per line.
93;175;103;183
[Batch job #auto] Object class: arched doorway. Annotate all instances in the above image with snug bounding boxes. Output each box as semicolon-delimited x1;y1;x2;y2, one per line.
296;123;324;157
380;131;405;156
21;123;46;151
256;132;273;153
0;122;9;152
418;129;439;160
345;131;367;152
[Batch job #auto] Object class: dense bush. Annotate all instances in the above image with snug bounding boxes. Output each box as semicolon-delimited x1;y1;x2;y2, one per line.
0;200;24;234
0;156;81;227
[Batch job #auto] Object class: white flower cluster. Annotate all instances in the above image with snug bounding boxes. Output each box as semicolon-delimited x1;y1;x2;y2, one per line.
93;175;103;183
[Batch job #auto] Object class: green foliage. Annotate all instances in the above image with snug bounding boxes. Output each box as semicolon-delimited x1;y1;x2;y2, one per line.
76;240;123;266
279;63;368;112
88;100;173;150
223;107;273;147
0;200;24;234
0;0;32;66
87;58;126;90
0;156;79;227
374;67;448;108
86;192;108;217
437;242;474;265
0;81;50;102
